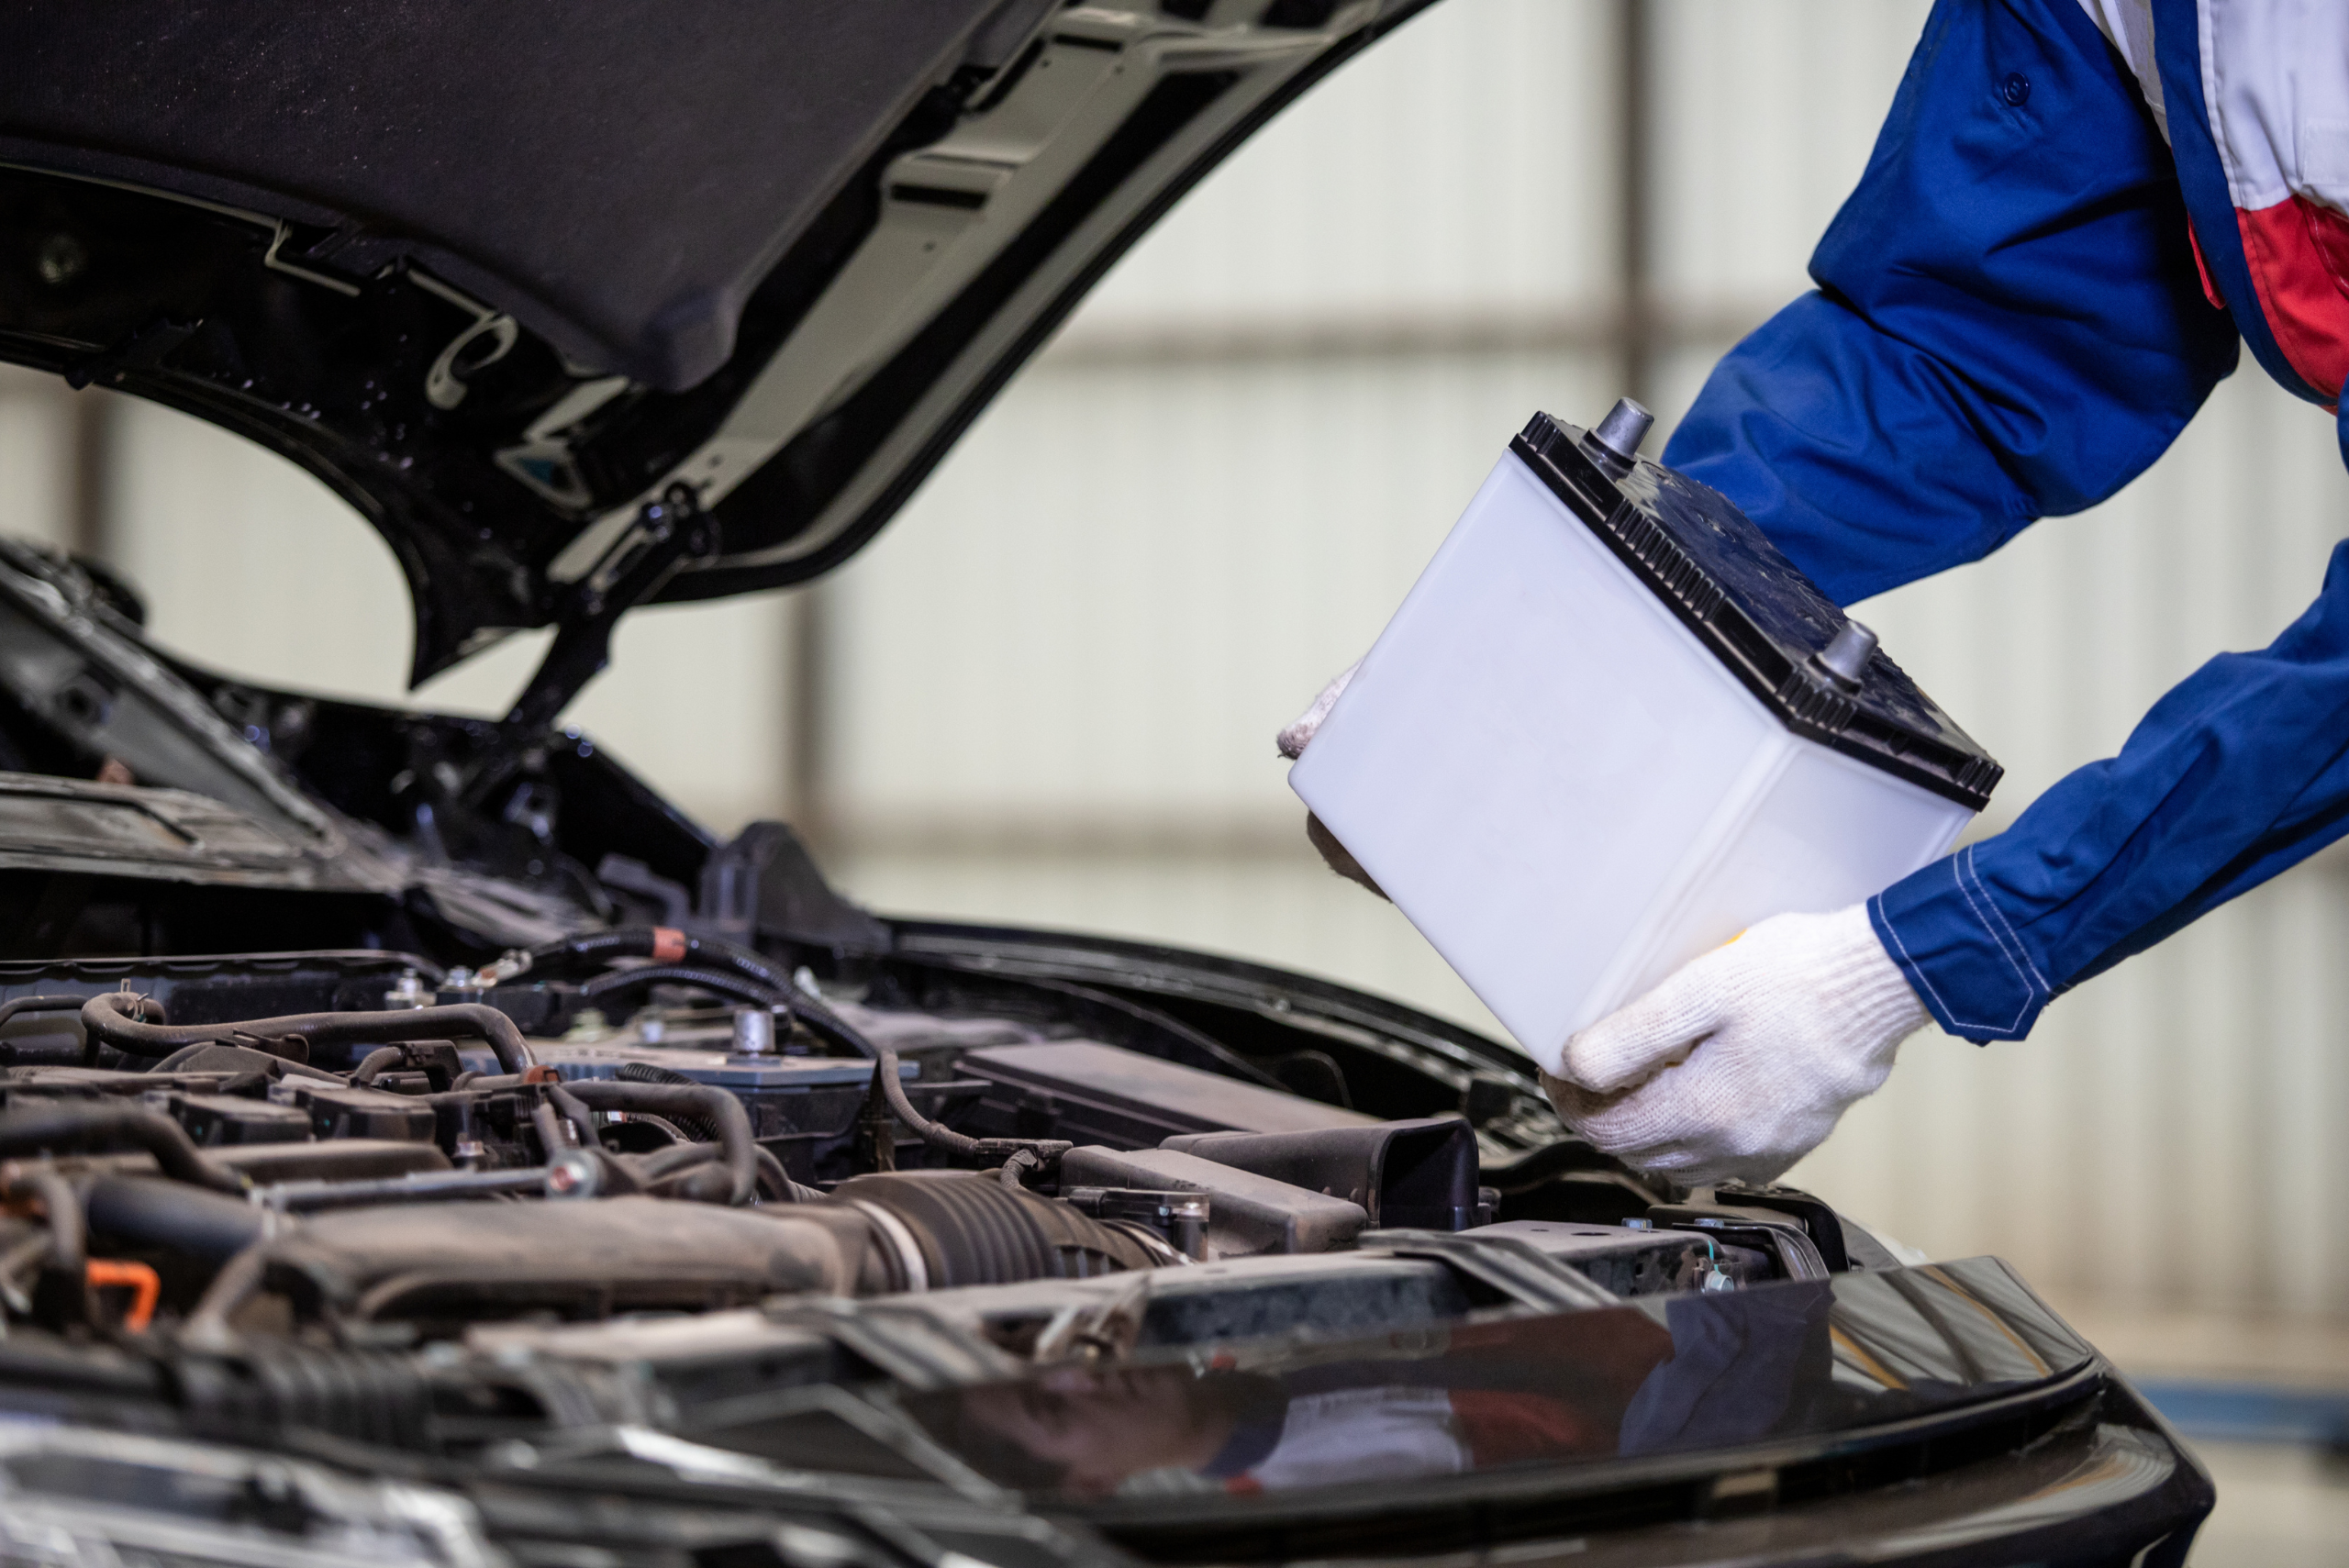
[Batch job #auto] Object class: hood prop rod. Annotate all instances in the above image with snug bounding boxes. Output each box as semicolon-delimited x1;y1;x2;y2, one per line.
463;484;715;808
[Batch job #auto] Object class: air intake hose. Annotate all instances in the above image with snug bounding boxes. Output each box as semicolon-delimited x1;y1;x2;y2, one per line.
834;1172;1158;1291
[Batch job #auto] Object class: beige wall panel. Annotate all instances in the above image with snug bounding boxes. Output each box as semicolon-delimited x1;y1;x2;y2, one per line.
1080;0;1616;328
0;370;72;553
824;350;1615;835
1649;0;1932;310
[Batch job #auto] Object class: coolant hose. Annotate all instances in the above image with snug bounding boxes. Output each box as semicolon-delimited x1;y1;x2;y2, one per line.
82;995;533;1074
2;992;143;1067
559;1079;757;1205
0;994;118;1030
0;1102;244;1194
869;1043;1068;1173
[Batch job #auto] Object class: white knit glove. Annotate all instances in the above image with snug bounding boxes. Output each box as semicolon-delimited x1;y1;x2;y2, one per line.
1275;661;1359;761
1277;662;1388;899
1541;905;1930;1187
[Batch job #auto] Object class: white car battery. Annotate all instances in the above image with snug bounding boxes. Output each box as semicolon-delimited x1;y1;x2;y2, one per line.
1288;402;2001;1075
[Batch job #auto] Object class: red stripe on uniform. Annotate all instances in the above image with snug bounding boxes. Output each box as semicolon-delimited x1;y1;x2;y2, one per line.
2236;195;2349;406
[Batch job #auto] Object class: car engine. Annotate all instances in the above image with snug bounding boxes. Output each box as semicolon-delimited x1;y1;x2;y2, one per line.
0;923;1879;1433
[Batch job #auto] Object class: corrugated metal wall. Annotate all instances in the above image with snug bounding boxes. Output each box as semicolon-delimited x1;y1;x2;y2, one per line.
13;0;2347;1315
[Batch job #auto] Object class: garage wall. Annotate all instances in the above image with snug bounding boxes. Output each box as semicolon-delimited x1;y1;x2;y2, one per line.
24;0;2349;1318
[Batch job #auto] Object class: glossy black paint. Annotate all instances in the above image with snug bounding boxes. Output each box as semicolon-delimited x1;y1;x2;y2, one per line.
901;1257;2210;1565
878;918;1564;1141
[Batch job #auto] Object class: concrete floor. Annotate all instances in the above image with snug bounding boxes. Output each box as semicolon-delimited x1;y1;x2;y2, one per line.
2187;1442;2349;1566
2032;1296;2349;1564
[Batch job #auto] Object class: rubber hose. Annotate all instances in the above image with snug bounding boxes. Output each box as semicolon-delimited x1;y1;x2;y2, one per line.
0;1102;243;1194
529;1097;569;1160
633;1140;719;1180
5;1167;83;1271
869;1044;1068;1168
83;1174;265;1263
612;1062;720;1140
82;995;532;1074
559;1080;756;1205
543;1083;600;1150
0;994;119;1030
0;993;131;1067
750;1144;819;1203
350;1047;406;1084
53;994;167;1066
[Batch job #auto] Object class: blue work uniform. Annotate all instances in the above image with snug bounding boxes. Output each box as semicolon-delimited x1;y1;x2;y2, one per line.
1664;0;2349;1041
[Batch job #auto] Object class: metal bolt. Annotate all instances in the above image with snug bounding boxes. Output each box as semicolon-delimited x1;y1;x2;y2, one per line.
732;1006;777;1057
542;1151;599;1200
383;970;430;1010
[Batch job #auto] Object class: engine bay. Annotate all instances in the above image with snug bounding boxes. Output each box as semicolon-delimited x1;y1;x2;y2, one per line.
0;926;1902;1470
0;534;2040;1562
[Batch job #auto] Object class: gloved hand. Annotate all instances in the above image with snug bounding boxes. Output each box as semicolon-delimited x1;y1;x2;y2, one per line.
1275;660;1358;761
1540;904;1930;1187
1277;662;1388;899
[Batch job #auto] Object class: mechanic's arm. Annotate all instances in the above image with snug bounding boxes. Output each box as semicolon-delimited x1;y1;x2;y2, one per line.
1664;0;2236;606
1552;0;2253;1183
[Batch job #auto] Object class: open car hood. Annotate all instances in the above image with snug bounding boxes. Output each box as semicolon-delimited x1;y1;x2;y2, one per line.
0;0;1428;684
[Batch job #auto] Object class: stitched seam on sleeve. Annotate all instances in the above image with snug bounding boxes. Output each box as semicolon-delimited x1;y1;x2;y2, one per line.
1959;845;2054;997
1911;859;2034;1035
1875;890;2030;1035
1950;851;2037;1003
1873;908;1956;1021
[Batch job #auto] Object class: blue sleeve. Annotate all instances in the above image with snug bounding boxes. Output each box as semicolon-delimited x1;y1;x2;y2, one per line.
1875;509;2349;1042
1656;0;2310;1043
1661;0;2239;606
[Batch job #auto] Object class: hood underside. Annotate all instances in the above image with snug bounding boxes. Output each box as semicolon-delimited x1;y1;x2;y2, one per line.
0;0;1428;683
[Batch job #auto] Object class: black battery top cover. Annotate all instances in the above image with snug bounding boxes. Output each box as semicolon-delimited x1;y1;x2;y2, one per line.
1510;411;2002;811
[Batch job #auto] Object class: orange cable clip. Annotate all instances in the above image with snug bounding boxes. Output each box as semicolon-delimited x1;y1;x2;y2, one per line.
84;1259;161;1332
